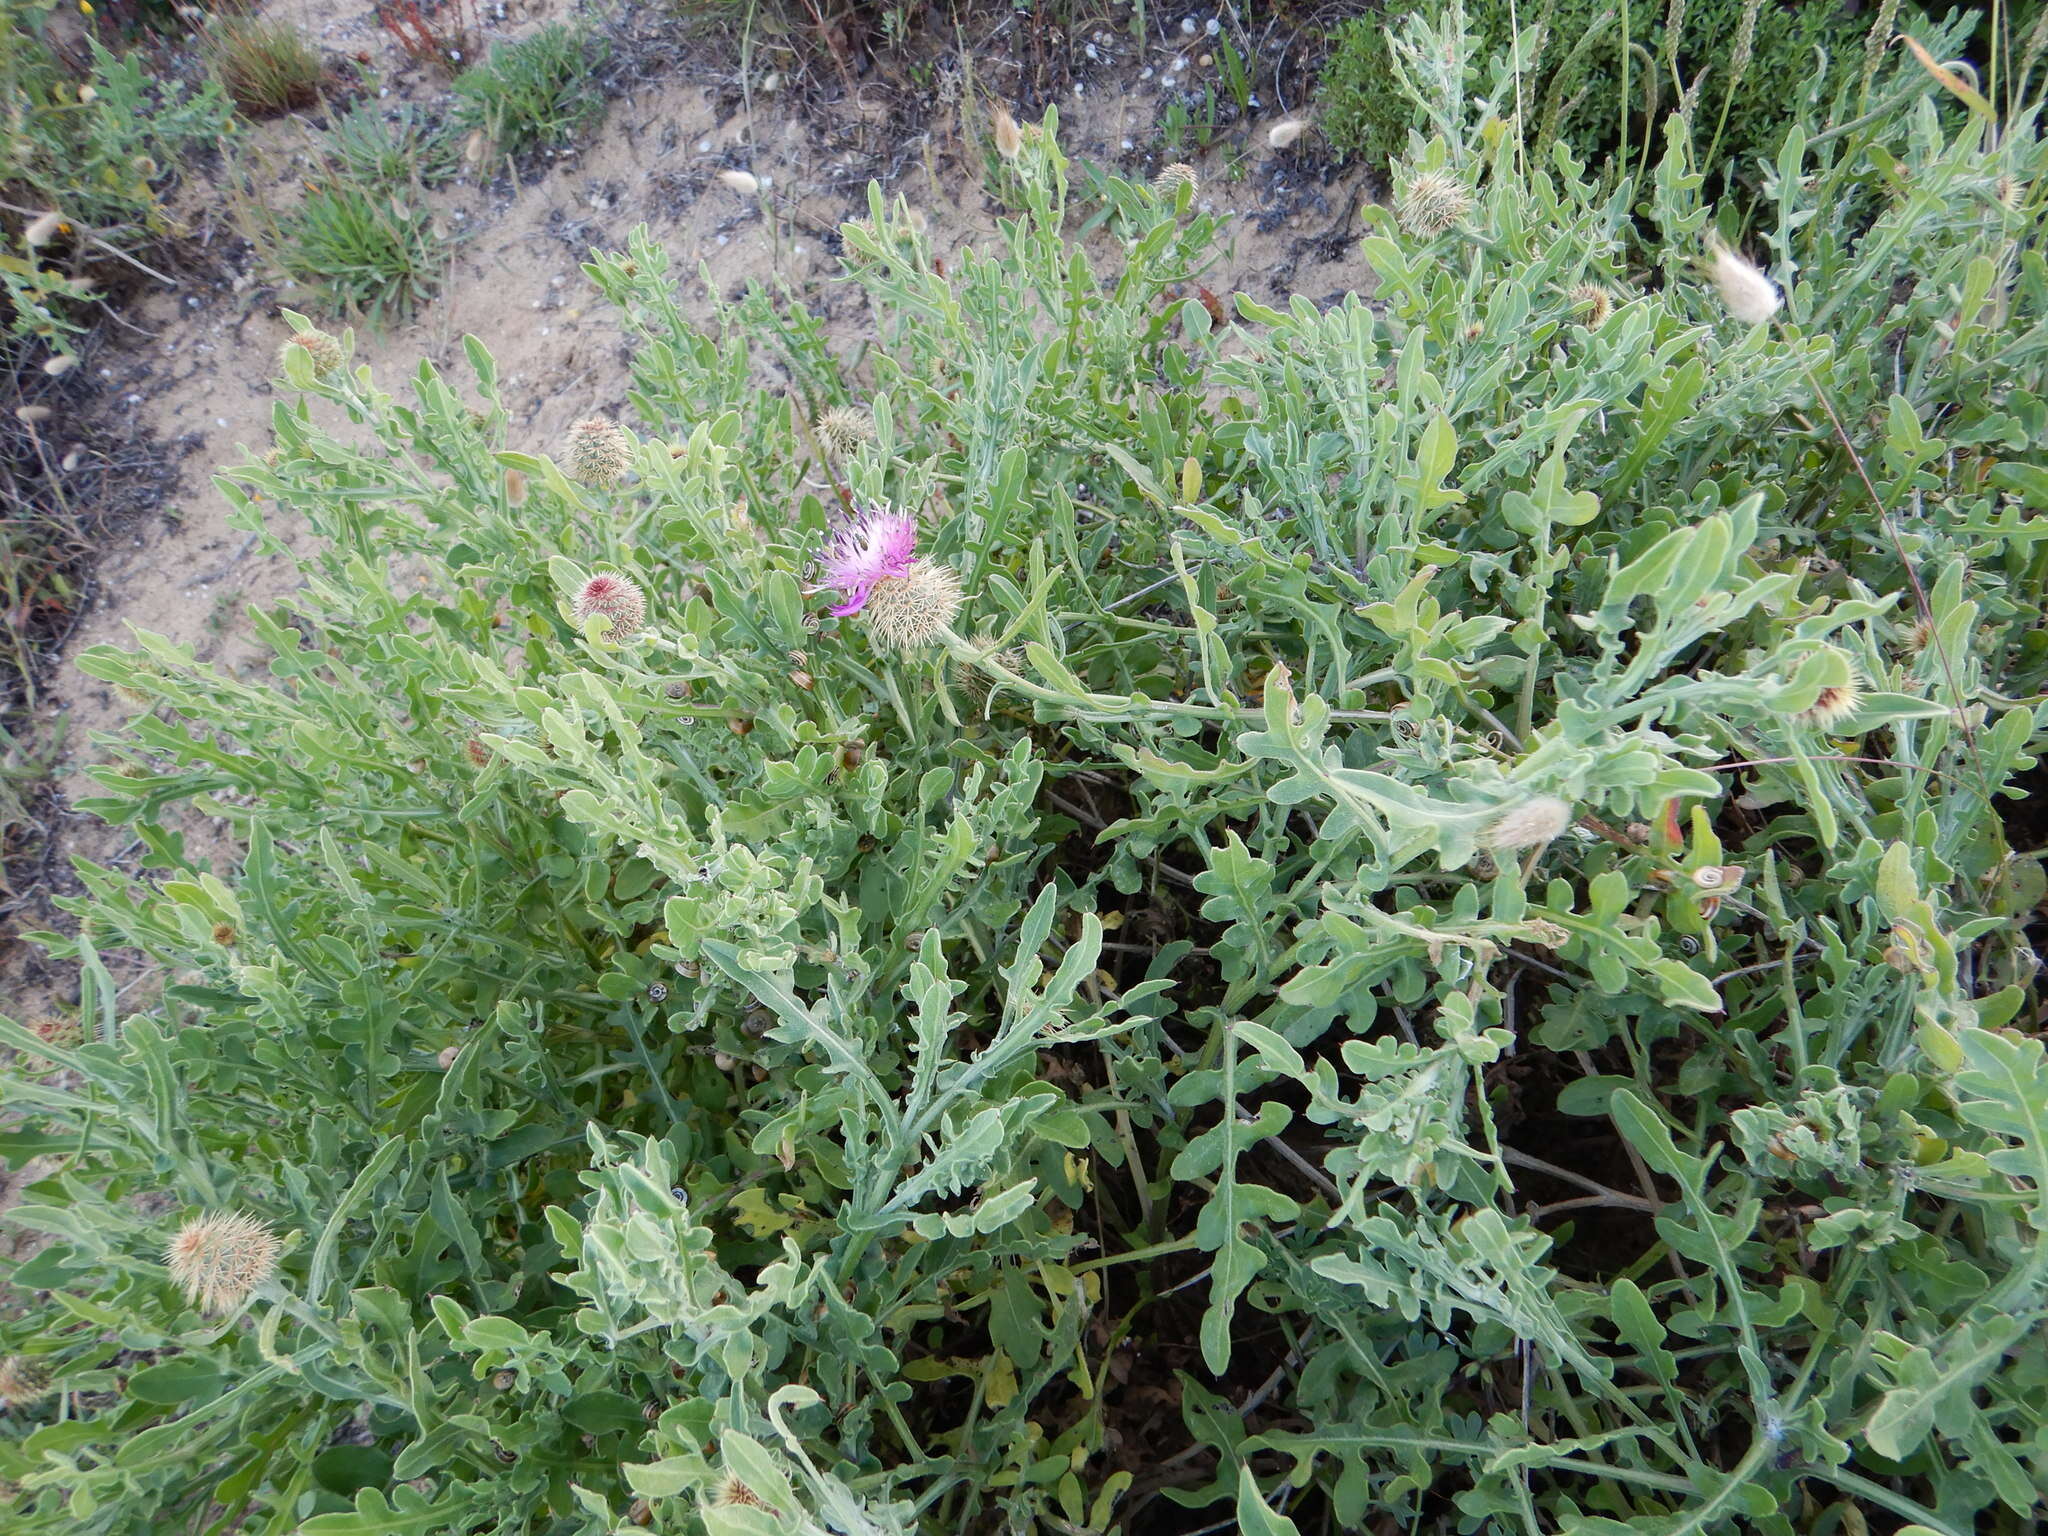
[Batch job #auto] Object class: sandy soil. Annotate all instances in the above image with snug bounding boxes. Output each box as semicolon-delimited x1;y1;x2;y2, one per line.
2;0;1372;1022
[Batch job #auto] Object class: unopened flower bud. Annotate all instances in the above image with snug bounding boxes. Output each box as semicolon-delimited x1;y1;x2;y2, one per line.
281;329;345;379
565;417;631;489
1395;170;1471;236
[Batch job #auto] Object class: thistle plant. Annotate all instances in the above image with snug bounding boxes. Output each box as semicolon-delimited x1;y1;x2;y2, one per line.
5;18;2048;1536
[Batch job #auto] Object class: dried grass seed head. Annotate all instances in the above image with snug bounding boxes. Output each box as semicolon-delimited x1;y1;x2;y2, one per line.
992;106;1024;160
1707;235;1781;325
1151;162;1198;197
1482;795;1574;852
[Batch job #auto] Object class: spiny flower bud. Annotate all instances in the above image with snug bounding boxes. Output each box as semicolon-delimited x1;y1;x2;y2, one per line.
1395;170;1472;237
566;417;631;489
814;404;876;456
281;329;345;379
0;1356;49;1409
992;106;1024;161
165;1211;281;1312
862;558;963;650
1569;282;1614;328
1482;796;1574;852
573;572;646;640
1797;670;1863;730
1706;235;1781;325
1152;162;1197;198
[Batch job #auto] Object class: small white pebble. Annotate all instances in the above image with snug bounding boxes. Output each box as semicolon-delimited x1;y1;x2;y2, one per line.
1179;16;1195;33
1074;80;1085;96
1121;138;1134;150
716;234;728;245
531;300;542;309
1085;43;1098;61
549;275;565;286
1205;16;1220;34
539;327;550;336
1140;66;1153;79
216;417;228;427
126;393;142;404
1171;57;1186;72
697;139;711;152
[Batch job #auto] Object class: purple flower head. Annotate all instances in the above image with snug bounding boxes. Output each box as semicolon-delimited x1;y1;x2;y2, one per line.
813;505;918;617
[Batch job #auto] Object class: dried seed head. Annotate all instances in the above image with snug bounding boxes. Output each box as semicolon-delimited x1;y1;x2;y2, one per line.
211;922;237;946
566;417;631;489
437;1045;461;1070
1904;616;1935;655
0;1357;49;1409
466;737;490;767
573;573;647;640
1482;796;1574;852
504;468;528;506
1706;236;1781;325
24;211;64;247
861;558;963;650
814;404;877;456
43;353;76;377
1395;170;1471;237
1152;162;1198;198
281;329;345;379
718;169;760;196
1798;674;1863;730
712;1475;773;1512
1265;119;1307;150
1569;282;1614;328
165;1211;281;1312
992;106;1024;160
